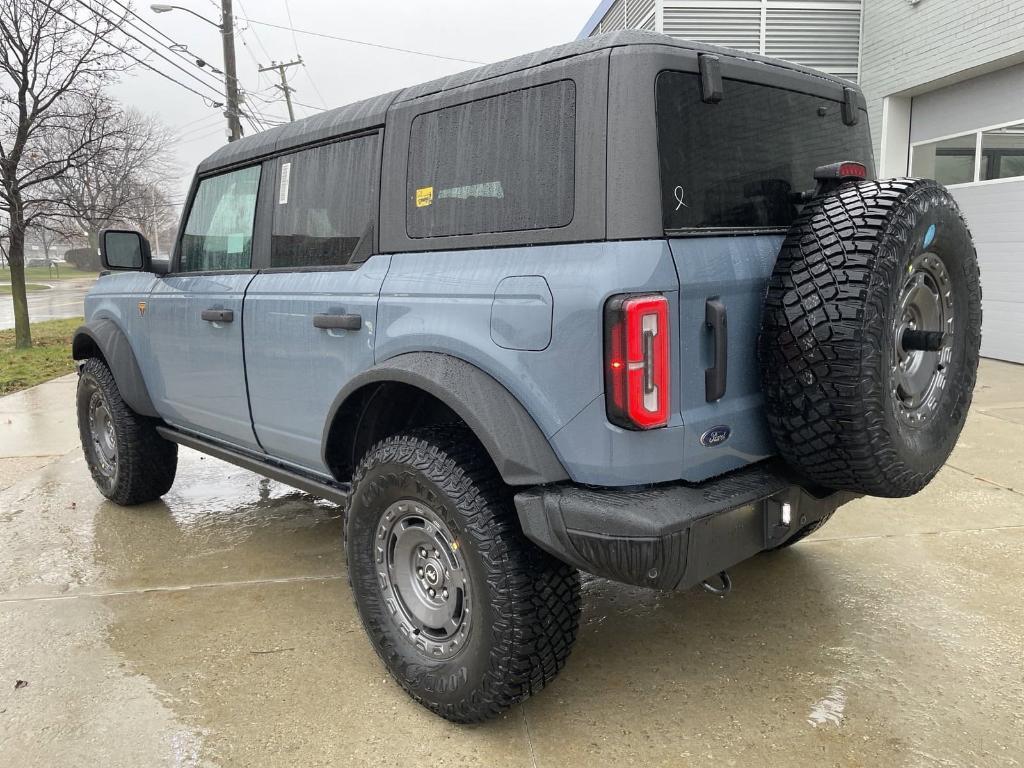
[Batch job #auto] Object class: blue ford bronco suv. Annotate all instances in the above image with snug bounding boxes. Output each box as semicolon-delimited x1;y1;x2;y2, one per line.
75;32;982;722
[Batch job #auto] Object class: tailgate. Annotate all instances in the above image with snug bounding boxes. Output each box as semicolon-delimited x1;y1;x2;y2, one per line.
669;235;781;482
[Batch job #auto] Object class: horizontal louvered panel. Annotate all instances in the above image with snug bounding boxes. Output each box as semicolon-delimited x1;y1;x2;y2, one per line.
627;0;656;28
764;5;860;79
602;0;627;31
663;5;763;52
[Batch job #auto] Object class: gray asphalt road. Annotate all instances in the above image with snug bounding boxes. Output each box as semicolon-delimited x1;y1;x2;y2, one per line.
0;278;94;329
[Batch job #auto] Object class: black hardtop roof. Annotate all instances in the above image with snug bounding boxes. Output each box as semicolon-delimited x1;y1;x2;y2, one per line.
197;30;852;174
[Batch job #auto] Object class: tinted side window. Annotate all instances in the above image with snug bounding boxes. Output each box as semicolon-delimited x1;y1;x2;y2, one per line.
271;134;379;268
180;165;261;272
656;72;874;231
406;80;576;238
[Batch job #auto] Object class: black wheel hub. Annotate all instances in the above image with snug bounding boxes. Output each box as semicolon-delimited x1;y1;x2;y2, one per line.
892;251;954;426
375;501;471;659
87;389;118;478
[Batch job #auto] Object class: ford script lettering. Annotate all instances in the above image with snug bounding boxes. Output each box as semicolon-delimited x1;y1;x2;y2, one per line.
700;425;731;447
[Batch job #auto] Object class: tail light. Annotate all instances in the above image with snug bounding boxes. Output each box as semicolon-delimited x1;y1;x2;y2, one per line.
604;294;670;429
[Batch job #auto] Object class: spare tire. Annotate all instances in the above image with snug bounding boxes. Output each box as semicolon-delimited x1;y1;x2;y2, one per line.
759;178;982;497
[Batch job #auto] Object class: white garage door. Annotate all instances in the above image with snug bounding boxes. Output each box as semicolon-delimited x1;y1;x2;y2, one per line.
909;64;1024;364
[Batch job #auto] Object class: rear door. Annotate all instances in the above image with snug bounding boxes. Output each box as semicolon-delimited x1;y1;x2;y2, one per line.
146;165;262;449
654;70;875;480
243;132;388;473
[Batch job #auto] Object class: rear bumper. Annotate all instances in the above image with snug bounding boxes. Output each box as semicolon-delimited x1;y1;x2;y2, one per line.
514;461;857;590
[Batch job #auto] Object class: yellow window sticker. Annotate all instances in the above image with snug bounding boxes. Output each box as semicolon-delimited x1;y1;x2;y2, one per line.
415;186;434;208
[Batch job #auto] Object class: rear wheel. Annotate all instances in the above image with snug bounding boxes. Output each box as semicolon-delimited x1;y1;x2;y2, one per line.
345;427;581;723
759;178;982;497
77;358;177;505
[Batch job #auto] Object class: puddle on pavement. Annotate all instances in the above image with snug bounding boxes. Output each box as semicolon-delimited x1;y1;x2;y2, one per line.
2;444;1024;765
0;448;343;599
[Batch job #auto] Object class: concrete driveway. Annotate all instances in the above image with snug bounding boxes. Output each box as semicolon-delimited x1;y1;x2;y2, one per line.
0;278;94;329
1;362;1022;767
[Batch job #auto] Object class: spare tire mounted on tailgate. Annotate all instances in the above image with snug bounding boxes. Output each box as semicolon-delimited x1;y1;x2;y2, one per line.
759;178;982;497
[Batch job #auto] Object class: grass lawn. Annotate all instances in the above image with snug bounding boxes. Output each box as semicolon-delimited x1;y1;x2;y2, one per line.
0;265;99;282
0;283;50;294
0;317;83;396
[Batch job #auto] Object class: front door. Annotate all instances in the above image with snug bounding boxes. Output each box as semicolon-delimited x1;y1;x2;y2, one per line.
243;133;385;473
146;164;263;449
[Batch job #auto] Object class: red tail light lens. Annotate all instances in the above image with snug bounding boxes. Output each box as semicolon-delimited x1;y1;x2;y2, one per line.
605;294;670;429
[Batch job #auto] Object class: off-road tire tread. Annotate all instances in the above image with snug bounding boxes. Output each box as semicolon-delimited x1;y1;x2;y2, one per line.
347;426;581;723
760;178;981;497
78;358;177;505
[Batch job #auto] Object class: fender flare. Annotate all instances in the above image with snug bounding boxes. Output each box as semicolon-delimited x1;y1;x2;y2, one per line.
72;319;160;418
322;352;569;486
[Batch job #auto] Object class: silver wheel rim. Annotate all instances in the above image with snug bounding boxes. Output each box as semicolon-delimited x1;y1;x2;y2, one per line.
892;251;954;426
88;390;117;478
375;500;471;660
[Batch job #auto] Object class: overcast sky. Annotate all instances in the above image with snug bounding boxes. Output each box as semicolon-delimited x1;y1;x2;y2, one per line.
111;0;599;203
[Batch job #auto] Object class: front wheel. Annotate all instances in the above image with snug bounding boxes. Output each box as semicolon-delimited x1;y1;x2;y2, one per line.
345;427;581;723
77;358;177;505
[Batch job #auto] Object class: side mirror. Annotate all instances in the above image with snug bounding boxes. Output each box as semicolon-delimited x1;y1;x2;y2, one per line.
99;229;151;272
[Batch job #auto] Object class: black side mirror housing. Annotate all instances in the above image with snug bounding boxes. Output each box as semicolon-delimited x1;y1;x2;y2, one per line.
99;229;152;272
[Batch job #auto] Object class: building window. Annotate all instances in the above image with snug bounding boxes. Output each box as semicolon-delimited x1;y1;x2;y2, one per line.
270;134;379;268
180;165;261;272
980;122;1024;181
910;134;976;186
911;121;1024;186
406;80;576;238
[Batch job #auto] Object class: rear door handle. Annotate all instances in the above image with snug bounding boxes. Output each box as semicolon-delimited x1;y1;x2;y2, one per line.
705;298;727;402
201;308;234;323
313;313;361;331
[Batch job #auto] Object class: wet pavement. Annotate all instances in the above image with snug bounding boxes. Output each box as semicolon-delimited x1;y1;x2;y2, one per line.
0;278;94;329
1;361;1023;767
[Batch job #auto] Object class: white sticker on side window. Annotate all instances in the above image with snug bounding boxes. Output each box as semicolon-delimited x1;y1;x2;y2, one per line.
278;162;291;204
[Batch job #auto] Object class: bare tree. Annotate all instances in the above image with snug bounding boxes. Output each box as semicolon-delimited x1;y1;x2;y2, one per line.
49;97;175;250
0;0;127;348
126;179;180;259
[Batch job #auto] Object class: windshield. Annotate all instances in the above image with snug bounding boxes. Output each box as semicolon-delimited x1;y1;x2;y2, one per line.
656;71;874;232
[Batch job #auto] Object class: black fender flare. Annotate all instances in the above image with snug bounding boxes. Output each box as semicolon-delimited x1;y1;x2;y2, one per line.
321;352;569;486
72;319;160;418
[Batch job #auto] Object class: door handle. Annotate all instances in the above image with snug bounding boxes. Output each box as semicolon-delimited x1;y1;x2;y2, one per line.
201;308;234;323
313;313;361;331
704;298;727;402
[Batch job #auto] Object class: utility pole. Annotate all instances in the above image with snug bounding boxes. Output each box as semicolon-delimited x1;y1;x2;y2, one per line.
150;3;243;141
151;187;162;258
259;57;302;122
220;0;243;141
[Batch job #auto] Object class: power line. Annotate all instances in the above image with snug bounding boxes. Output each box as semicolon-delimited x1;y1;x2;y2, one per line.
50;3;227;105
71;1;275;135
103;0;224;89
301;61;329;110
241;19;486;65
282;0;301;58
173;112;223;132
68;0;225;101
279;0;326;113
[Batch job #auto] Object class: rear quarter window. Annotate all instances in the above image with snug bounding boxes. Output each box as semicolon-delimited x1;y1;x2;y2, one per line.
656;71;874;231
406;80;576;238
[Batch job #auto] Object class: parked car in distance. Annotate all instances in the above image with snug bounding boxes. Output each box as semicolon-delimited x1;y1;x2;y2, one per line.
73;31;982;723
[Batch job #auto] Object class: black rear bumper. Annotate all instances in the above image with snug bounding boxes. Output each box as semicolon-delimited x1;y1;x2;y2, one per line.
514;461;856;591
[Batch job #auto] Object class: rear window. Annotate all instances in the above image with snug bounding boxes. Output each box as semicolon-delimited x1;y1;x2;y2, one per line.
656;71;874;232
406;80;576;238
